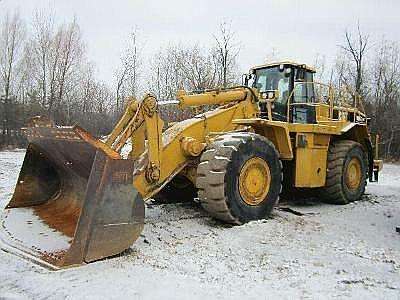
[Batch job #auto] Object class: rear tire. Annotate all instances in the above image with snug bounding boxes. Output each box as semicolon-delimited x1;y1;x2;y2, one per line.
196;132;282;224
321;140;367;204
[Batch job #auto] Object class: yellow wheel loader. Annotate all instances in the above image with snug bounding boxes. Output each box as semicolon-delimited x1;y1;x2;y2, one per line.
0;61;382;268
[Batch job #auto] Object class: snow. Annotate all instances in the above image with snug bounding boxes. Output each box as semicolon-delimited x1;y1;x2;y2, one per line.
2;207;71;253
0;149;399;299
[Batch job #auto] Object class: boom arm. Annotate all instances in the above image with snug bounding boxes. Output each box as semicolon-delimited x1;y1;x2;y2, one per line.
99;88;260;200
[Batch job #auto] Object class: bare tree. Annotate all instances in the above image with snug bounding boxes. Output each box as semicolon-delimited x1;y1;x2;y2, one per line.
313;53;327;82
148;45;183;100
46;25;63;115
339;24;369;96
0;11;25;135
213;21;240;88
179;45;219;91
147;44;222;122
148;43;225;99
331;53;348;90
0;9;118;149
55;19;83;115
368;40;400;157
31;10;54;107
29;11;84;120
115;28;142;114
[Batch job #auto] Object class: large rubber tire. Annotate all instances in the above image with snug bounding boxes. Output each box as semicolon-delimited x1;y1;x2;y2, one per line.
153;175;197;203
321;140;367;204
196;132;282;224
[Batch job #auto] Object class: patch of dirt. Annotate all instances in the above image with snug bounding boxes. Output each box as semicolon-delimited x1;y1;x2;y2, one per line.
34;200;80;238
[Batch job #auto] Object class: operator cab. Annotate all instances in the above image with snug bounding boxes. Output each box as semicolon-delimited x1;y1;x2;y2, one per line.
245;62;316;123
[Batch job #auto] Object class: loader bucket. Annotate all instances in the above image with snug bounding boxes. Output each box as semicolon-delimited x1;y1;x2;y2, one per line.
1;126;144;268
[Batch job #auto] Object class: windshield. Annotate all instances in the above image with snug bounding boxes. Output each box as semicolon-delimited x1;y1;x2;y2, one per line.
252;67;290;104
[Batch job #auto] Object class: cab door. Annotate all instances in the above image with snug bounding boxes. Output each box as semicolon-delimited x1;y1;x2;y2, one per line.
290;70;316;124
272;74;292;121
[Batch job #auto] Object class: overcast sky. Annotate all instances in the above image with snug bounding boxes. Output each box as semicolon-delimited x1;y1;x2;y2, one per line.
1;0;399;83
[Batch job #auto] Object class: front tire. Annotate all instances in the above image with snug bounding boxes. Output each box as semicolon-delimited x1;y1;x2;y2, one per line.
196;133;282;224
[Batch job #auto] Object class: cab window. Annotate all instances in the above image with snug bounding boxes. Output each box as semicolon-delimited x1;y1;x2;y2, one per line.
293;70;315;103
253;67;290;105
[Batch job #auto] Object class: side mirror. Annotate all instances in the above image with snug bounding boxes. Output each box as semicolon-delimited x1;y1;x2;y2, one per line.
242;74;249;86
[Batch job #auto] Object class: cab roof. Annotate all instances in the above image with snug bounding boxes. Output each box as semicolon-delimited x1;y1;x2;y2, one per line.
250;61;316;73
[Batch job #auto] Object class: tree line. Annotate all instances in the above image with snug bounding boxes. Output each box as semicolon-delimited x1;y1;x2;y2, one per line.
326;26;400;159
0;11;239;148
0;11;115;147
1;11;399;159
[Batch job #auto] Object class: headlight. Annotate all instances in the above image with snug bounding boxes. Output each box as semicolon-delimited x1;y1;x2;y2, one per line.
260;91;276;100
260;90;279;101
261;92;268;99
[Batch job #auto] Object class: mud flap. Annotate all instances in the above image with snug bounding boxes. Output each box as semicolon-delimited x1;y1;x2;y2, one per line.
1;126;144;268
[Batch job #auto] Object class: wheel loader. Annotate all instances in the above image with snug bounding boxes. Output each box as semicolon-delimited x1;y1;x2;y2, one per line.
0;61;382;268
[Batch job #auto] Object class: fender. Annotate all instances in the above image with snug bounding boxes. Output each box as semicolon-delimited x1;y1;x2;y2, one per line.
232;118;293;159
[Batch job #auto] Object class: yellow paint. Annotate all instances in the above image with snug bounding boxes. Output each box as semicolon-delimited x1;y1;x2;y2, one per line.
232;119;293;159
181;137;207;157
294;133;330;187
316;104;330;121
345;157;362;190
250;61;316;73
374;159;383;172
142;100;164;181
239;157;271;206
375;134;380;159
98;62;379;200
105;99;138;148
177;88;248;108
132;90;259;199
130;125;145;160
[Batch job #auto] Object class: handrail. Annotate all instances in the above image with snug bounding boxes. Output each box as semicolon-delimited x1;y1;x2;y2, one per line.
286;81;366;123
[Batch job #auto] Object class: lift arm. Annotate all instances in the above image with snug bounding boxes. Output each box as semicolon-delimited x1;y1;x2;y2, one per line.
94;88;260;199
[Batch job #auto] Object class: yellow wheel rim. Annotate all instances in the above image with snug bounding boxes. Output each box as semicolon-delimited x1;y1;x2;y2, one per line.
239;157;271;206
345;157;362;190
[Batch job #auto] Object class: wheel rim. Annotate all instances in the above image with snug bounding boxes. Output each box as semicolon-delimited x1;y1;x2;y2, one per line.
239;157;271;206
345;157;362;190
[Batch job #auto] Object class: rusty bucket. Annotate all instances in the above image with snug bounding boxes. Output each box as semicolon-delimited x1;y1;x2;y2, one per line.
1;125;144;268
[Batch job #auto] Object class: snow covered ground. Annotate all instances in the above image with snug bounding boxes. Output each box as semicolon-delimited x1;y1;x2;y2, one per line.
0;149;399;299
